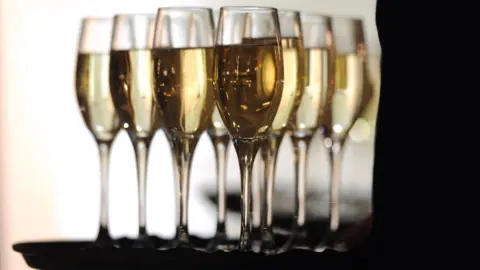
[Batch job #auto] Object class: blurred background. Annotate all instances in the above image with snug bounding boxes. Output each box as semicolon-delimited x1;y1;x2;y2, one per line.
0;0;379;269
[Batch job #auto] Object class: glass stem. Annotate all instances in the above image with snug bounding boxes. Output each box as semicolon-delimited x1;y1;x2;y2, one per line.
133;138;152;238
282;135;312;251
171;136;198;246
260;134;282;250
210;134;230;236
323;141;345;245
252;150;263;233
250;147;264;251
96;141;113;244
292;136;312;230
232;138;261;251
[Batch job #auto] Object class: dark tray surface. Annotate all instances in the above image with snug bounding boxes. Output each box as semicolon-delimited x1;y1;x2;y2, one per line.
13;236;364;269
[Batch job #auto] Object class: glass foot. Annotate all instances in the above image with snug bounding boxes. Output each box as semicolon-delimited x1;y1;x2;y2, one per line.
133;234;155;248
206;233;236;252
279;228;312;253
172;226;191;248
85;227;116;250
260;229;277;255
319;232;348;252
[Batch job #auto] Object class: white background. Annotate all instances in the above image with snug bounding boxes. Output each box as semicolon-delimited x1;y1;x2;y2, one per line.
0;0;378;269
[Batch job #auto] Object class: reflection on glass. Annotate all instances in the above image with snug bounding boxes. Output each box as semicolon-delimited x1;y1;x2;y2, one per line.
348;54;380;142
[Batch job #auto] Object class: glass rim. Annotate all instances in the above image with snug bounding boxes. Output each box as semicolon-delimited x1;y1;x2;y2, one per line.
330;15;365;22
300;12;331;20
113;13;156;19
157;6;213;13
81;17;113;23
220;6;278;13
278;9;301;16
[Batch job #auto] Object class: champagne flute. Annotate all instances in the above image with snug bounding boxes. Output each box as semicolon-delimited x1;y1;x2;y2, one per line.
153;7;215;247
205;10;234;252
259;10;305;254
206;108;231;251
214;6;284;251
109;14;161;247
280;13;333;252
75;17;121;247
317;17;370;251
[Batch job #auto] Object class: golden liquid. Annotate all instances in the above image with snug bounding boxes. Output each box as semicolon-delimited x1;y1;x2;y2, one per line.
322;53;368;141
270;37;304;134
214;39;283;139
110;49;162;139
367;55;381;121
348;55;380;142
153;47;214;137
290;47;331;136
76;53;121;142
208;107;228;137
